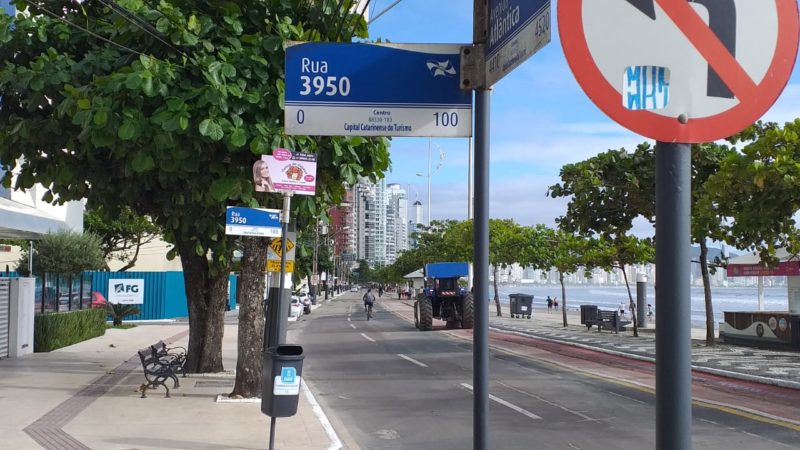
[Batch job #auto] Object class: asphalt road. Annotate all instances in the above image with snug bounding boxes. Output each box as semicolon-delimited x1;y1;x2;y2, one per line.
291;295;799;449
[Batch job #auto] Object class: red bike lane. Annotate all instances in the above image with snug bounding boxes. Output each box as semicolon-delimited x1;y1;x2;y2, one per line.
385;298;800;430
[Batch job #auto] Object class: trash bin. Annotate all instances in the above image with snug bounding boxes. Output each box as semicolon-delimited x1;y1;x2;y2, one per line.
580;305;598;325
261;345;304;417
509;293;533;319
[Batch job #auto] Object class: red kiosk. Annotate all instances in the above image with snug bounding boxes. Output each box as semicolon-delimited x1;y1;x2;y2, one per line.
722;249;800;350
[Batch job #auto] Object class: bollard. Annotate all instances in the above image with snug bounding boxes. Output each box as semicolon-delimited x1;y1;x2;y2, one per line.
637;273;648;327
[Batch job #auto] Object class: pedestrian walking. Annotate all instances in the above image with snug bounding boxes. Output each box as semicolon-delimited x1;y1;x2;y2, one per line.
553;297;559;311
546;296;553;313
619;302;626;317
648;303;654;319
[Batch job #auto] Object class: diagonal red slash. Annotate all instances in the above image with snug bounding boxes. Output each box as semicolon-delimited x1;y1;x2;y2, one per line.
655;0;758;104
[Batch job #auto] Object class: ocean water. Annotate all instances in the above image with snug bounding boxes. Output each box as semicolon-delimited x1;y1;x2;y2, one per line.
493;284;790;327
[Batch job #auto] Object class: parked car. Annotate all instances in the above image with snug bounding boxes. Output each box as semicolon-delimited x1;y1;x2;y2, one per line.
289;297;303;319
91;291;108;309
350;285;359;292
295;291;311;314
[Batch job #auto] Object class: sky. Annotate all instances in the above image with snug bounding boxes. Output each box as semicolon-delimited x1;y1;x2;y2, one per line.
364;0;800;234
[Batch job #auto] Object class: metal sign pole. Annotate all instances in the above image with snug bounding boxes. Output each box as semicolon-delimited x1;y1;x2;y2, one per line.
274;192;292;347
655;142;692;449
267;191;292;450
473;88;490;450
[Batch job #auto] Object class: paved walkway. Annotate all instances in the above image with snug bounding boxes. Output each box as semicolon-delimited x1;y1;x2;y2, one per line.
0;315;340;449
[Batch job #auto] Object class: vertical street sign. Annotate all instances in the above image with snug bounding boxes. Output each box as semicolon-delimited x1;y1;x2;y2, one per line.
285;42;472;137
486;0;551;87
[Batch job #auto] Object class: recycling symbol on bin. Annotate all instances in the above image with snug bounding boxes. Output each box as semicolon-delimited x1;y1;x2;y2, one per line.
281;367;296;384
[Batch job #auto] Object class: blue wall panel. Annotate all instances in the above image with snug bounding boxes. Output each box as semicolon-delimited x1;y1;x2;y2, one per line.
229;274;238;310
89;272;164;320
87;271;236;320
164;272;189;318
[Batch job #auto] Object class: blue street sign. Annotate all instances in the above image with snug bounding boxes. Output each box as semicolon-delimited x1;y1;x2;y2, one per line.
285;43;472;137
225;207;281;238
486;0;551;87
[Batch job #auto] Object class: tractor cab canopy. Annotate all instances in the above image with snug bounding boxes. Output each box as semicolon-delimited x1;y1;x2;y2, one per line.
424;262;469;279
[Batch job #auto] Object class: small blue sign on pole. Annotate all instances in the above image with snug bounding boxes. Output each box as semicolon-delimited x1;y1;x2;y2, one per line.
285;42;472;137
225;207;282;238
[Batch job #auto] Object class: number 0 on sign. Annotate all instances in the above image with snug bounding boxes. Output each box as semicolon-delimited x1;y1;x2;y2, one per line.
558;0;799;143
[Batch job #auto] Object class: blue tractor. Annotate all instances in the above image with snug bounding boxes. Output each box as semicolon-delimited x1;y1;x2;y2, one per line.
414;262;474;331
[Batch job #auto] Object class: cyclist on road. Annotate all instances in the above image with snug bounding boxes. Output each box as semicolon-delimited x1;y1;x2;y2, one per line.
363;288;375;315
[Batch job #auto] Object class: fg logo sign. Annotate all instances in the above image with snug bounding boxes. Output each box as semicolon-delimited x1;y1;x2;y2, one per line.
108;279;145;304
114;283;139;294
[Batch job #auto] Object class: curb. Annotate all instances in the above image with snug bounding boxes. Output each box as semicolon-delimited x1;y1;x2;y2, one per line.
385;300;800;391
490;326;800;391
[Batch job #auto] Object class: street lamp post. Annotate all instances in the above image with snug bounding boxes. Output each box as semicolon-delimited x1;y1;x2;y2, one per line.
416;138;445;226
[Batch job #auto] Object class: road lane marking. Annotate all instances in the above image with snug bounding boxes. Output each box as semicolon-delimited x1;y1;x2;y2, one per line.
460;383;541;420
360;333;375;342
496;381;597;422
347;317;351;322
350;324;357;329
607;391;647;405
397;354;428;368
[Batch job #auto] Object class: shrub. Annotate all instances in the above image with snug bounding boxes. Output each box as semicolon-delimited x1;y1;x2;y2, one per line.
34;309;107;352
107;303;141;326
16;230;105;276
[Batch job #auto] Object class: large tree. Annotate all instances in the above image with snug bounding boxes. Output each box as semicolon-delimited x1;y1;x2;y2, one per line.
84;205;160;271
708;121;800;264
549;145;656;336
537;227;613;328
0;0;388;387
690;143;736;346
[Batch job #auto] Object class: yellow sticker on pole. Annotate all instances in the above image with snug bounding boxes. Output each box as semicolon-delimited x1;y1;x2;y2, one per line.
266;233;296;273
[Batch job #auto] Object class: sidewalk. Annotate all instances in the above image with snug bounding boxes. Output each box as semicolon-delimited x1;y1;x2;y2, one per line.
0;319;340;449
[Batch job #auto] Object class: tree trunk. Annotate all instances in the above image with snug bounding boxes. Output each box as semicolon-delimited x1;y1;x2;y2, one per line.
177;237;227;373
231;236;269;397
117;235;142;272
700;240;715;347
492;265;502;316
621;265;638;337
560;272;567;327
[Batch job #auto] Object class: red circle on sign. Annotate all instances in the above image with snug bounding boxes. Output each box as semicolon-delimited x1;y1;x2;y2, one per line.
559;0;799;143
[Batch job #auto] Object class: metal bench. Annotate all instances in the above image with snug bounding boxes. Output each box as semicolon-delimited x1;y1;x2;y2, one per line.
584;309;630;334
137;348;180;398
150;340;187;378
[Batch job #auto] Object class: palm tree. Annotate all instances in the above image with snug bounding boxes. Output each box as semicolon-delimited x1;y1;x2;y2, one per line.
106;303;141;326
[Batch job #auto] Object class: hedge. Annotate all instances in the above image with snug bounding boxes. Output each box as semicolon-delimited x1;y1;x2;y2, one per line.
34;308;107;352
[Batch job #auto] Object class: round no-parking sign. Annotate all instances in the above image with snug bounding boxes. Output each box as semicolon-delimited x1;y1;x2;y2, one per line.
559;0;799;143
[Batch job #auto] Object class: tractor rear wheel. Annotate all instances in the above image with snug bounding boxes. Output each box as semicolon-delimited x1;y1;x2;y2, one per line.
461;294;474;329
418;296;433;331
413;301;420;329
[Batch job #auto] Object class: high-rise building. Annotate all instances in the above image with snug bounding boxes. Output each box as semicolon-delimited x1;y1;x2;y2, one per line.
409;200;424;248
386;183;408;263
351;178;410;267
